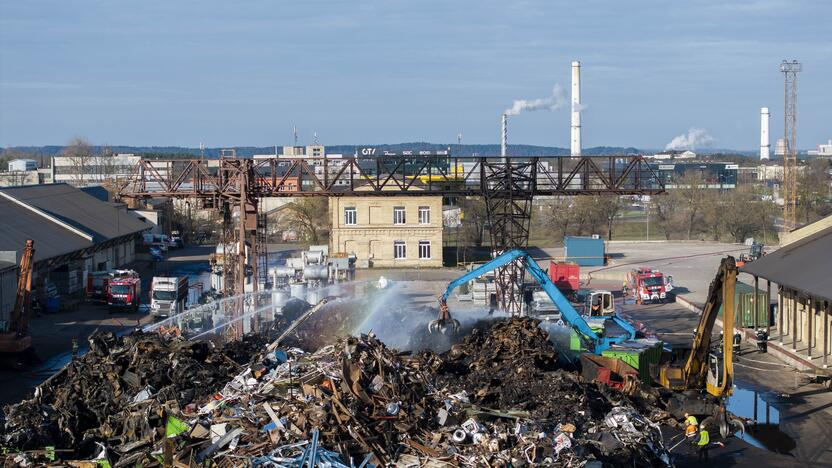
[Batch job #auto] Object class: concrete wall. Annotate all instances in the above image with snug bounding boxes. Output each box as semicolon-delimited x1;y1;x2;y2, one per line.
329;196;443;268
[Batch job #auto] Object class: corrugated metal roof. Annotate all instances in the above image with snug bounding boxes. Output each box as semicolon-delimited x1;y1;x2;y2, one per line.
0;184;150;264
0;184;148;242
0;196;92;262
740;227;832;302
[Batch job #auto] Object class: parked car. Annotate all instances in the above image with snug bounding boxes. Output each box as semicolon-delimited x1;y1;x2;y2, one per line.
170;235;184;248
149;246;164;262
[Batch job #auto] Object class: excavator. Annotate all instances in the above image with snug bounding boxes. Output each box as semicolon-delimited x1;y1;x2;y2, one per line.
657;255;745;437
431;249;637;354
0;240;35;365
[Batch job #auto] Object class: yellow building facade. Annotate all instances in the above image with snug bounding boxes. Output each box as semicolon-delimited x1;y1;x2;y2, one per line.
329;196;443;268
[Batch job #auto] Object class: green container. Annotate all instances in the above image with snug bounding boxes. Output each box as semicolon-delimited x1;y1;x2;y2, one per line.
601;339;662;385
718;282;770;328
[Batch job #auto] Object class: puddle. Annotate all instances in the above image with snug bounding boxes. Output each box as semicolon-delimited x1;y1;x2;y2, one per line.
726;386;796;454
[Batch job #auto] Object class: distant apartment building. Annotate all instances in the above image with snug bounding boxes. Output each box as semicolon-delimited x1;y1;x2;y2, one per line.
51;153;140;186
329;194;443;268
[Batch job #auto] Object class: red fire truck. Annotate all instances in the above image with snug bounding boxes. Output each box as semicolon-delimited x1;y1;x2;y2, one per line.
107;271;142;312
627;267;672;305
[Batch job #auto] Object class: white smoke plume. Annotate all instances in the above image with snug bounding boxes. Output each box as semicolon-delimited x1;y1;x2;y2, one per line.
505;84;567;116
665;128;715;150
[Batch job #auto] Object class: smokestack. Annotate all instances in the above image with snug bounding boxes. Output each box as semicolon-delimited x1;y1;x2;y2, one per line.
760;107;770;160
571;61;582;156
501;113;508;159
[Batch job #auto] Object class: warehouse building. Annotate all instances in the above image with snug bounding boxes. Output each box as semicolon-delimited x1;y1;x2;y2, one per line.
741;215;832;368
0;184;150;311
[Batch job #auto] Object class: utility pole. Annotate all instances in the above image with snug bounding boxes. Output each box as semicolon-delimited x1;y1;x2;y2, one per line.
780;59;801;232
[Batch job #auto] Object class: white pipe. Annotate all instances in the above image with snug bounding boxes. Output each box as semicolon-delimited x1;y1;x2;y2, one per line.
571;60;582;156
760;107;770;160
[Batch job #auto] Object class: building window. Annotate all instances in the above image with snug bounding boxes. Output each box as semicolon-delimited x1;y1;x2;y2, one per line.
418;240;431;259
418;206;430;225
344;207;357;225
393;206;406;225
394;241;406;259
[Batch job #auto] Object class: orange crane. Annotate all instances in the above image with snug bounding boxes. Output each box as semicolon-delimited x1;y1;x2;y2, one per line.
0;239;35;355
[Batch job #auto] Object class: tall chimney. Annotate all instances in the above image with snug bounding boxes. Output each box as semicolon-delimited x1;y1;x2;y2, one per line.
501;113;508;159
571;61;582;156
760;107;770;160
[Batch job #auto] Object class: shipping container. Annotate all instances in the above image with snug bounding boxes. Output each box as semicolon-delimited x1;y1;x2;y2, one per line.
718;281;771;328
564;236;605;266
548;261;580;292
602;340;662;385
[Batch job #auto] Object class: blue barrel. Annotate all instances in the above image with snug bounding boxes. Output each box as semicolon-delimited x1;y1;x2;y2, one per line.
564;236;605;266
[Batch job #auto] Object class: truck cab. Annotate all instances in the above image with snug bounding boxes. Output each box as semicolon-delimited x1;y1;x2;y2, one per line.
151;277;189;317
628;268;668;304
107;277;141;312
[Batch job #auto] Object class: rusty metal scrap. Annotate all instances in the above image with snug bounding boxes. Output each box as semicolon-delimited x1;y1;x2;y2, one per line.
3;318;674;467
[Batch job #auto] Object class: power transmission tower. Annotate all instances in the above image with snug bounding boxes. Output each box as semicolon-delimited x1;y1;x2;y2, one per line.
780;59;801;232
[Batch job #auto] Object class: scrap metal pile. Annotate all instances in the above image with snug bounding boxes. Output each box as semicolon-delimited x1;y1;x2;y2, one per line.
3;318;674;467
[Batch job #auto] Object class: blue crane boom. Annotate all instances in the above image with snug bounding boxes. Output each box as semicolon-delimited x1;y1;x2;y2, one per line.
437;249;636;354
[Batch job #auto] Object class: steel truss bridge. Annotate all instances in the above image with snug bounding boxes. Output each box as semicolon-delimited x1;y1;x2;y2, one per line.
117;154;664;316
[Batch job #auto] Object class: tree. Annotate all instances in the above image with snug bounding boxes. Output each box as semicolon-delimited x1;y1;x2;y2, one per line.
62;137;93;186
280;198;329;244
675;171;709;240
700;190;724;241
540;196;576;242
459;197;488;247
593;195;624;240
650;194;684;240
797;159;832;224
721;187;767;243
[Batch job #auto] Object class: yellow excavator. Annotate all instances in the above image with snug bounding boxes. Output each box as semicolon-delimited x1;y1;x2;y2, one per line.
0;240;35;364
657;255;745;437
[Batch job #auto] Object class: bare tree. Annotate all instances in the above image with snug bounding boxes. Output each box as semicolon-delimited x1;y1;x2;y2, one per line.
460;197;488;247
797;159;832;224
63;137;93;186
593;195;624;240
722;187;767;243
279;198;329;244
700;190;724;241
651;193;684;240
541;196;576;241
675;171;709;240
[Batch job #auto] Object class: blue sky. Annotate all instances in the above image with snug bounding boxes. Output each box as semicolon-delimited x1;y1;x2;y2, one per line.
0;0;830;150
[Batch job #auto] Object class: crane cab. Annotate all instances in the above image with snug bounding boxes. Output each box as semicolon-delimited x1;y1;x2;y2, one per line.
584;290;615;317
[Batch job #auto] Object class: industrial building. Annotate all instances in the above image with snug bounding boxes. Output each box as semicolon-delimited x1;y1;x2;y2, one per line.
0;184;150;314
808;139;832;157
329;193;443;268
742;215;832;368
50;153;140;186
650;161;738;189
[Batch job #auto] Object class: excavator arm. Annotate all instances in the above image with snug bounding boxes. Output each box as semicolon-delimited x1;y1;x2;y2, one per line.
658;256;737;397
433;249;636;354
0;239;35;356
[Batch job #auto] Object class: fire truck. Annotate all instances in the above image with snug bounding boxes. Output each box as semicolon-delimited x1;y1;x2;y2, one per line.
627;267;673;305
107;271;142;312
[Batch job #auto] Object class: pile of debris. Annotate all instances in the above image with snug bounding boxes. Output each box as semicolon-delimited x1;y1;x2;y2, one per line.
3;318;673;466
1;331;267;458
